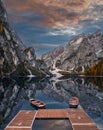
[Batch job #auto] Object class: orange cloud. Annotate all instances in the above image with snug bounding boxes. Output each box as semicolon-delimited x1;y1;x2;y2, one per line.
4;0;103;27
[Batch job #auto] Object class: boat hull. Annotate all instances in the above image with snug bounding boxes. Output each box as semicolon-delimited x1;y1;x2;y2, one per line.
29;98;46;109
69;97;79;109
69;104;78;108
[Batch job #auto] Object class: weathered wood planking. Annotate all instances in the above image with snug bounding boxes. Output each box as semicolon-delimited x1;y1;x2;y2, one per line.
5;109;99;130
5;110;37;130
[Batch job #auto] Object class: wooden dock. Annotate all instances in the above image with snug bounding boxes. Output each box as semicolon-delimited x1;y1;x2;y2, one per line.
5;109;99;130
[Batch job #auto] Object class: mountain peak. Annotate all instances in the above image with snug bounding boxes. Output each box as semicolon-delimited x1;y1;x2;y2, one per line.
42;31;103;74
0;0;7;23
0;1;47;77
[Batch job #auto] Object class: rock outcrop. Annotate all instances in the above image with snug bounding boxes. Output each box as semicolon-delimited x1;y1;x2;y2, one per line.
42;31;103;74
0;1;45;77
41;46;64;69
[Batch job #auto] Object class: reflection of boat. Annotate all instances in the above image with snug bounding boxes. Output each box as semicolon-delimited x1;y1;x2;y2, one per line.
0;113;3;123
69;97;79;108
29;98;46;109
0;23;3;33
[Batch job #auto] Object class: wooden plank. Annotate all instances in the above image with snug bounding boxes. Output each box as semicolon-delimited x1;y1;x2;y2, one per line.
36;109;99;130
73;125;99;130
67;109;95;124
5;128;30;130
36;109;68;118
5;110;37;130
5;109;99;130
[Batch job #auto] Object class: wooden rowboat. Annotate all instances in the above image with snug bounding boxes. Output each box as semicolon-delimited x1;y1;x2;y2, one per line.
69;97;79;108
29;98;45;109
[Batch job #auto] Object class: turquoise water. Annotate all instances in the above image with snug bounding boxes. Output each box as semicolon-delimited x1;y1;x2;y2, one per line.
0;77;103;130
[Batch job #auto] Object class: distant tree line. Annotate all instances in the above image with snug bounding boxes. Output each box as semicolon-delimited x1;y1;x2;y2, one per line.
85;59;103;76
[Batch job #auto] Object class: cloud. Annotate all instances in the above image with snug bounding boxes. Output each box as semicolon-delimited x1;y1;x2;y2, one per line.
47;26;78;36
4;0;103;35
31;43;60;56
32;43;59;47
3;1;98;24
3;0;103;57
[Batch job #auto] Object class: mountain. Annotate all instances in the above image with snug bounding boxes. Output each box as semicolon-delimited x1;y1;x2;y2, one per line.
42;31;103;75
1;0;103;77
0;1;46;77
41;46;64;69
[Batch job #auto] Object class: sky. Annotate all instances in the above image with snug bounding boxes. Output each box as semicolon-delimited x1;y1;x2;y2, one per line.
4;0;103;56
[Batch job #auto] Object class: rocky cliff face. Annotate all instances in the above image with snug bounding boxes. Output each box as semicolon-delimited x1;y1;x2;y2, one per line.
58;31;103;73
41;46;64;69
42;31;103;74
0;1;46;77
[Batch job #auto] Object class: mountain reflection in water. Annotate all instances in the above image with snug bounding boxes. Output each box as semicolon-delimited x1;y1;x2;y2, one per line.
0;77;103;130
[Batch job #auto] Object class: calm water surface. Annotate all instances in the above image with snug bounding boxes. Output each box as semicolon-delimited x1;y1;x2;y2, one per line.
0;76;103;130
33;118;72;130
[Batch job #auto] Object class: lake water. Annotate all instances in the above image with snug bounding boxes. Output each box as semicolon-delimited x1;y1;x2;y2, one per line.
32;118;72;130
0;76;103;130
